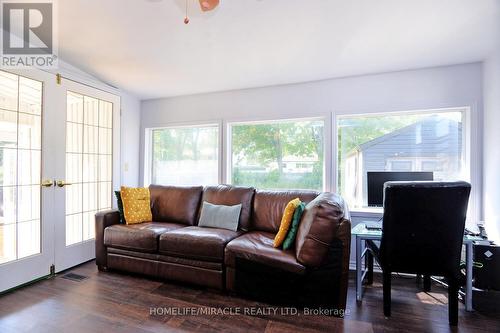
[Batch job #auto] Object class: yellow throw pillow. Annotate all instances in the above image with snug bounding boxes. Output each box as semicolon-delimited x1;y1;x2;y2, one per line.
120;186;152;225
273;198;301;248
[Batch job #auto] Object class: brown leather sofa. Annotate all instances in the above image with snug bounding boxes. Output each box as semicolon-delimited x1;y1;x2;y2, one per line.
95;184;351;311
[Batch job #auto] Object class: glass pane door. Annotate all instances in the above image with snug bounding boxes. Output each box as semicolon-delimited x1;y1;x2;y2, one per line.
0;68;119;291
54;78;119;272
65;92;113;246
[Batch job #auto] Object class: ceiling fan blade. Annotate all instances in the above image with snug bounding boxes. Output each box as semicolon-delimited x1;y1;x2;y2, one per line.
199;0;219;12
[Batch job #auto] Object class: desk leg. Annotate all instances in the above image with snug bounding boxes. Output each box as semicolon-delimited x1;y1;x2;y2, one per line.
356;236;362;301
465;242;473;312
366;249;373;285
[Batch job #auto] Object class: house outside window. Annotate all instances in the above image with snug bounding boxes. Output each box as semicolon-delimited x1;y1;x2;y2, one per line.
338;109;466;208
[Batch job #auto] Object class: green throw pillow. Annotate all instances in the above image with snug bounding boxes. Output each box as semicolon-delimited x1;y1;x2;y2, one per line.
114;190;125;224
283;202;306;250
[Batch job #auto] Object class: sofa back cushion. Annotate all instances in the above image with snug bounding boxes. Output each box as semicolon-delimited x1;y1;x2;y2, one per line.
149;185;203;225
295;192;350;267
198;202;242;231
251;190;319;233
201;185;255;231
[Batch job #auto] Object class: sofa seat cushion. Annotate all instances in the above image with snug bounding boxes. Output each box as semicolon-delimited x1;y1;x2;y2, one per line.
159;226;242;262
225;231;306;274
104;222;185;253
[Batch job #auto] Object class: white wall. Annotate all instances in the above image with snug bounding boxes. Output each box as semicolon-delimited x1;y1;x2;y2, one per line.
481;3;500;243
483;50;500;243
120;91;141;187
142;63;483;126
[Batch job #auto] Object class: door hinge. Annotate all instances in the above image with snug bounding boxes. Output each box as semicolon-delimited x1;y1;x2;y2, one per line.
56;73;62;85
50;264;55;276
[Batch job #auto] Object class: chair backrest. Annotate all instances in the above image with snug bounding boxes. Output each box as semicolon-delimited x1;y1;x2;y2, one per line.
380;181;471;278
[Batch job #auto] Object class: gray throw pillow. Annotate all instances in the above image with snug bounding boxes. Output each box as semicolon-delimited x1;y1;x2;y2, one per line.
198;202;242;231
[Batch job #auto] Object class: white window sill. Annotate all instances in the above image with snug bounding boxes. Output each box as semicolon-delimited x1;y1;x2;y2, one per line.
349;207;383;218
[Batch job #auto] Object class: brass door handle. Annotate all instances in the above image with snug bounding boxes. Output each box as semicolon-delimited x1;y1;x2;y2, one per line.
41;179;54;187
56;180;73;187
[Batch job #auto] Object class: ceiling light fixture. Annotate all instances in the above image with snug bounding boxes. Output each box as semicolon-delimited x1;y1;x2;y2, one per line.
184;0;220;24
199;0;219;11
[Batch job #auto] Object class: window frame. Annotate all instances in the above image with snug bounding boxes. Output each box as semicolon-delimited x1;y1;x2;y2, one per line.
226;116;328;191
144;121;222;187
333;106;477;221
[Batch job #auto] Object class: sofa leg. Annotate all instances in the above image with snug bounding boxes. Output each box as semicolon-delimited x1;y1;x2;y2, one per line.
97;265;107;272
383;270;391;317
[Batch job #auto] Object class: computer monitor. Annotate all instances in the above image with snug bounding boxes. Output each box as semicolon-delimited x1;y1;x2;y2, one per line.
367;171;433;207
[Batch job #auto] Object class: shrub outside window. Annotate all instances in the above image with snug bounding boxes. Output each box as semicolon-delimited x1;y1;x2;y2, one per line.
230;119;324;191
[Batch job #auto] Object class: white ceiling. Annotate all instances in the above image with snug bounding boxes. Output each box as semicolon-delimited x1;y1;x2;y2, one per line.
58;0;500;99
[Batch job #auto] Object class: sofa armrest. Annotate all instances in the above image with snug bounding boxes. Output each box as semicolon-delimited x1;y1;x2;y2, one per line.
295;192;351;267
333;216;351;312
294;192;351;311
95;209;121;269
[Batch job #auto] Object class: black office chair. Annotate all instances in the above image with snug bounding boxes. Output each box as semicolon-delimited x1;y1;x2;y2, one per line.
368;181;471;326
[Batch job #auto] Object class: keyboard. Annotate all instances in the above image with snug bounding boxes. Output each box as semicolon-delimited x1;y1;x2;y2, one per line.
365;222;382;230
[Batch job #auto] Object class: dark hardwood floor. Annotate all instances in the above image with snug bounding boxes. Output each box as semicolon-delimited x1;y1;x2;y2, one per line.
0;261;498;333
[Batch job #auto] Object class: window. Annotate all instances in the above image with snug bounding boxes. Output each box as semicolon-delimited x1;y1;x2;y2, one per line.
230;119;324;190
151;125;219;186
337;109;466;208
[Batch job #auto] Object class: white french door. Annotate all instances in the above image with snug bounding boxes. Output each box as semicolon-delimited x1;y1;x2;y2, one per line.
0;69;55;292
53;78;120;272
0;68;120;292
